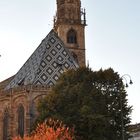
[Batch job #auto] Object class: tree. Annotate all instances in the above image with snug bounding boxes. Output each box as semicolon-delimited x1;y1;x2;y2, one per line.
36;67;132;140
13;119;74;140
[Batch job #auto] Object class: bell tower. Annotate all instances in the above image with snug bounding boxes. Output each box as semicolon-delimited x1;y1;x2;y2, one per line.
54;0;86;66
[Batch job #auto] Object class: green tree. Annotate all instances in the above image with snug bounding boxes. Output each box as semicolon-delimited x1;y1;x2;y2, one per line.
36;67;132;140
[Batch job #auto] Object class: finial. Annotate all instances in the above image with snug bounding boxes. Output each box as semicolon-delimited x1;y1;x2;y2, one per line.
83;8;86;25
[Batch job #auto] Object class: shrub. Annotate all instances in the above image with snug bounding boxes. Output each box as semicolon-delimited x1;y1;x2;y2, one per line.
12;119;74;140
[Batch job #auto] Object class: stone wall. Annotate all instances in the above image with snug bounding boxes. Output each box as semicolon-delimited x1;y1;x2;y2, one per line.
0;85;50;139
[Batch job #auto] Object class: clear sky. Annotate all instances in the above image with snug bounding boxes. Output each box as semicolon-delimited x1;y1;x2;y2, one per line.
0;0;140;124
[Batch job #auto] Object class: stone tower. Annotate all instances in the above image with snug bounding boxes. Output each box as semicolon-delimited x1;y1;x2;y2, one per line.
54;0;86;66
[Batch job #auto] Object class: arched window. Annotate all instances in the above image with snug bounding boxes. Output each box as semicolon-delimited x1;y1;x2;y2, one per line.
3;110;9;140
18;105;24;138
67;29;77;44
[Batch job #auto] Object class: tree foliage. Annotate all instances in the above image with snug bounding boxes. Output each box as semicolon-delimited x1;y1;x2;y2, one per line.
13;119;74;140
36;67;132;140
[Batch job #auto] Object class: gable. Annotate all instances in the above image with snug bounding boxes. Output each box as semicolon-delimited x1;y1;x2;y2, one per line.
5;30;79;90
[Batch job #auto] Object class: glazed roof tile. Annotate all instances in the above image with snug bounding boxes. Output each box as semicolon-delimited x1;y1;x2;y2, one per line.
5;30;78;90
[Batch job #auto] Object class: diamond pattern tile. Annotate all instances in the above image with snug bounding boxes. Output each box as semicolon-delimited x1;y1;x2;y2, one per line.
56;43;62;50
64;62;70;69
52;61;58;69
41;73;48;82
46;67;54;75
51;49;57;56
50;37;56;44
41;60;47;68
5;30;79;90
62;50;67;57
45;55;53;62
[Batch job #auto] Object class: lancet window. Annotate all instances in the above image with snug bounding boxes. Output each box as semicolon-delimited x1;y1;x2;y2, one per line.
18;104;24;138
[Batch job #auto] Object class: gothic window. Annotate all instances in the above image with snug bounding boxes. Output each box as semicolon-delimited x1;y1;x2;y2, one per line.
3;110;9;140
67;29;77;44
18;104;24;138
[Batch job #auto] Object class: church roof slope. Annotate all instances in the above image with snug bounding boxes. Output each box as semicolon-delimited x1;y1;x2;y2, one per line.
5;30;79;90
0;76;14;91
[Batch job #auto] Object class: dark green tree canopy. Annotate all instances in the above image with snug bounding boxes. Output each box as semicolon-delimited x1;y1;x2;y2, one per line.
36;67;132;140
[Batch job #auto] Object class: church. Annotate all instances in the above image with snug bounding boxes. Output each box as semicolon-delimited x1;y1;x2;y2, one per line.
0;0;86;139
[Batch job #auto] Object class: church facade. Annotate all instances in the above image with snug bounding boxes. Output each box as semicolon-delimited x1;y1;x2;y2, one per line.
0;0;86;139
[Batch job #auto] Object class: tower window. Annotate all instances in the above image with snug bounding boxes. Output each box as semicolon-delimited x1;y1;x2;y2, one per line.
18;104;24;138
67;29;77;44
3;110;9;140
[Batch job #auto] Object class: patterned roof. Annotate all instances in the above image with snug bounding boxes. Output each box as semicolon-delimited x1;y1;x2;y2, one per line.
5;30;79;90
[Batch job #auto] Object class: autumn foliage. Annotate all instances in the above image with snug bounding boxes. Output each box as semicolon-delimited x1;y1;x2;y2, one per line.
12;119;74;140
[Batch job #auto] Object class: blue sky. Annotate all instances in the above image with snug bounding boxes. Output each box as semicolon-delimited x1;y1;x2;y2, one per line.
0;0;140;123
